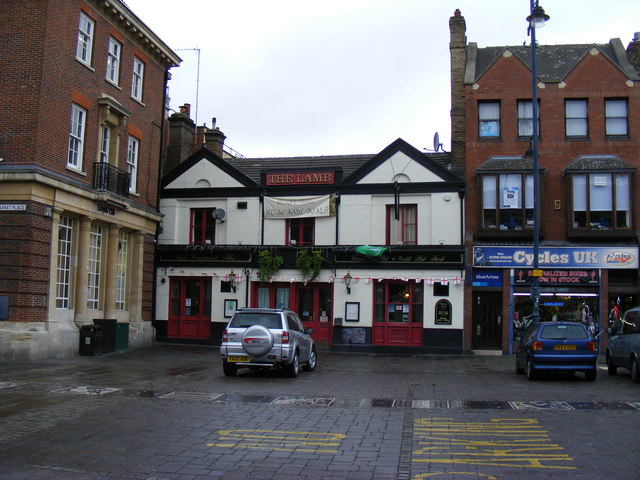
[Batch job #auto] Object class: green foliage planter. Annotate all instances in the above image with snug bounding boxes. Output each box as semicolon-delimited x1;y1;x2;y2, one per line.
296;249;324;282
257;250;283;283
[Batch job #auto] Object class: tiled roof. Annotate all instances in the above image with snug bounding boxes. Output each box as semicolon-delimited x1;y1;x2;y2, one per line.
471;41;639;83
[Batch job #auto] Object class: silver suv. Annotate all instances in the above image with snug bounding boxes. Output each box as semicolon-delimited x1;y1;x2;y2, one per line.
220;308;317;378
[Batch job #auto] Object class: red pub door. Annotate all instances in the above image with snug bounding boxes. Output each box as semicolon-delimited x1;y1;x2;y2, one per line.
297;285;333;347
372;281;423;346
168;278;212;339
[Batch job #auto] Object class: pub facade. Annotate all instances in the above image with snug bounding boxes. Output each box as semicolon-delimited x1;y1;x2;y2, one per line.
155;121;466;353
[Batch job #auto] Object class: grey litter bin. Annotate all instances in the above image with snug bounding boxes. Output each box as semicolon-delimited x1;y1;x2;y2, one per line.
79;325;103;356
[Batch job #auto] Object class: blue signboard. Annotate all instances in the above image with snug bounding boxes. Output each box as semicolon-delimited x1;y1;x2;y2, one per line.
473;246;638;269
472;269;503;287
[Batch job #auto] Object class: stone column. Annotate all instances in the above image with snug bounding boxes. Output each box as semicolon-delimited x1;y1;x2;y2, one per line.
103;224;121;318
74;217;94;324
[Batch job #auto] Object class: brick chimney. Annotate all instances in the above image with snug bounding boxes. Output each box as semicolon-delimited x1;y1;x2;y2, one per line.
165;104;195;173
626;32;640;75
204;117;226;158
449;9;467;175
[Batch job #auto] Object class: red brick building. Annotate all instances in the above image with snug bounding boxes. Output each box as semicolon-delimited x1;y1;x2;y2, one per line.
450;10;640;353
0;0;180;359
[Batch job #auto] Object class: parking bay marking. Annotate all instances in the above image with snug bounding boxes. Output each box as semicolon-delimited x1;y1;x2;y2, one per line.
207;429;346;453
413;418;576;470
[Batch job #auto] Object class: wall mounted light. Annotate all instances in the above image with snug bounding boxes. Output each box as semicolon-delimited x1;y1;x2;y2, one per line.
344;271;353;295
228;270;237;293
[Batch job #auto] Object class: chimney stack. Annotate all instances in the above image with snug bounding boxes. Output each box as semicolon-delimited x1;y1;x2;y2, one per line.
165;104;196;173
449;9;467;175
627;32;640;75
204;117;226;158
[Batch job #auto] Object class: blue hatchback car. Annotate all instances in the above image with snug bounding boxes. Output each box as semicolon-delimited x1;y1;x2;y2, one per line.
515;322;598;381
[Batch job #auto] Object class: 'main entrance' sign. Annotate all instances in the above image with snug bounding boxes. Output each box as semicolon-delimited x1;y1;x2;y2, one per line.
266;171;334;186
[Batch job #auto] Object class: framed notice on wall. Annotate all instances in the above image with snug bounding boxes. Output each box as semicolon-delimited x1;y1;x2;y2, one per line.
345;302;360;322
224;299;237;318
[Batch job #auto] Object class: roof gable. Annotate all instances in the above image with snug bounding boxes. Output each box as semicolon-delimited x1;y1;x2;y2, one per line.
344;138;460;185
162;147;256;189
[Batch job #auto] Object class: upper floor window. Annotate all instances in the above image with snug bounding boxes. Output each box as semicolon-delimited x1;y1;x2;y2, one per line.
478;101;500;138
386;205;417;245
106;37;121;84
190;208;216;244
76;12;94;65
99;126;111;164
67;103;86;170
126;136;139;193
287;218;315;246
517;100;539;138
131;58;145;101
481;173;534;231
571;173;631;230
566;99;588;137
605;99;628;136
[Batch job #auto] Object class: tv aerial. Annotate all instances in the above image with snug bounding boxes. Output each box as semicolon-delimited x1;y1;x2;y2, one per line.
211;208;226;223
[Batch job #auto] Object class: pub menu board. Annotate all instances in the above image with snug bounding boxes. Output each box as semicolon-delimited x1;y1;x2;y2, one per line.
435;299;452;325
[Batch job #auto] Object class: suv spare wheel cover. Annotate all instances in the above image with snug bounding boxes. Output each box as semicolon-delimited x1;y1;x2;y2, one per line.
242;325;274;356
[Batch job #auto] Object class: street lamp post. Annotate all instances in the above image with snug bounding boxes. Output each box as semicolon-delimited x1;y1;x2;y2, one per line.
527;1;549;324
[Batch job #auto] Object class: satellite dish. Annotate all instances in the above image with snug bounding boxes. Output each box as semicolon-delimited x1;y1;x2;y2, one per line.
433;132;442;152
211;208;226;221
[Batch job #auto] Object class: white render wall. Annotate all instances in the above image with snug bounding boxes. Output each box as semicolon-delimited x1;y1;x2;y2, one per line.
155;266;464;330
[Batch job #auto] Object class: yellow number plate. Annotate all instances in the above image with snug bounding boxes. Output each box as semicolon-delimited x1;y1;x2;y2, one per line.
227;355;250;362
553;345;576;350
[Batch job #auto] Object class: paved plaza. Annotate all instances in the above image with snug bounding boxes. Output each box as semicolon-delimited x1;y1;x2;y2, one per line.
0;345;639;479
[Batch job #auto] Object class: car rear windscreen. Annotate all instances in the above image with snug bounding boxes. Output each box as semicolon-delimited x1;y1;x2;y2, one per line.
540;324;588;340
230;313;282;329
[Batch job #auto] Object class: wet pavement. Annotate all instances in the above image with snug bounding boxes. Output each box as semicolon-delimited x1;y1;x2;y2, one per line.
0;344;639;479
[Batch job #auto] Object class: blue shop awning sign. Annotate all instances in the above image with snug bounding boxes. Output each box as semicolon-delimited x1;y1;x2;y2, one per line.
473;246;638;269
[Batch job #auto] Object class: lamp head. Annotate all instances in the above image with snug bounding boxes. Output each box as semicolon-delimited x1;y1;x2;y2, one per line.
527;5;549;29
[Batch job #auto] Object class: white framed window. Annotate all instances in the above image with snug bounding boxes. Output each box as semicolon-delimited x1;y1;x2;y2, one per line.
478;101;500;138
76;12;94;65
87;223;103;310
99;126;110;164
106;37;121;84
56;216;74;309
131;57;145;101
116;231;128;311
605;99;628;136
517;100;539;137
127;136;139;193
67;103;86;170
565;99;588;137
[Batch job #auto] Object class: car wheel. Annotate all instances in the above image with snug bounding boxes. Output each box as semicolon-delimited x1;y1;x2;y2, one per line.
606;353;617;376
585;368;597;381
303;347;317;372
526;359;537;381
286;351;299;378
223;361;238;377
631;357;640;384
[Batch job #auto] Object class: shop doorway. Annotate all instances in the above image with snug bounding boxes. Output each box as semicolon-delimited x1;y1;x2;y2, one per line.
254;283;333;345
372;281;423;346
472;292;502;349
168;278;212;339
297;286;333;347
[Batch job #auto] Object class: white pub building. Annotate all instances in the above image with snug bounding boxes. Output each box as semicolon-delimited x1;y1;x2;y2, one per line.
155;113;466;353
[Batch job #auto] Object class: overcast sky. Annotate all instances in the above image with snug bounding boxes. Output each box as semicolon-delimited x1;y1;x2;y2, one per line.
125;0;640;158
